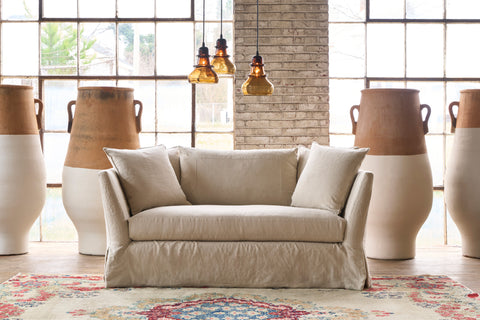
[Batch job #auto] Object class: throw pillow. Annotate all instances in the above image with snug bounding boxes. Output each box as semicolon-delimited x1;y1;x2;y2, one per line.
291;142;369;214
104;146;190;215
179;147;298;205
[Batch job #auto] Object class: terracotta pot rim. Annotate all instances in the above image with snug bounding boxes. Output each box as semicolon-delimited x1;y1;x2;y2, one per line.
0;84;33;90
361;88;419;93
78;86;133;92
460;89;480;93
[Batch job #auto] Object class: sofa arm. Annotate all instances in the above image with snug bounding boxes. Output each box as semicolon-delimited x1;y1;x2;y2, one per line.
343;170;373;248
98;169;131;248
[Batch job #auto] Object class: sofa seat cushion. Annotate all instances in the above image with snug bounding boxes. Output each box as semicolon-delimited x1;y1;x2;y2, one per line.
128;205;346;242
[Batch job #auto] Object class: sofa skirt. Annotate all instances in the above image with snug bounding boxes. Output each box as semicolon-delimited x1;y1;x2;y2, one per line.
104;241;370;290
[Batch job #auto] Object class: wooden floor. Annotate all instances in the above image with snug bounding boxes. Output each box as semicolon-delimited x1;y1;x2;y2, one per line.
0;242;479;292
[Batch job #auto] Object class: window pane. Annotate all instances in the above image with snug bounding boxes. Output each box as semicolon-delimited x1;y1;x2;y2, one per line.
417;191;445;247
1;23;38;75
329;23;365;77
78;80;116;87
157;133;191;148
79;23;116;76
157;23;193;75
195;23;233;57
407;24;443;77
329;0;365;22
41;188;77;241
118;0;154;18
446;25;480;78
79;0;115;18
118;23;155;76
329;79;364;134
158;0;191;18
369;81;406;88
44;133;70;184
406;0;443;19
43;0;76;18
367;24;404;77
195;0;233;21
329;134;355;148
140;133;156;147
196;133;233;150
41;23;77;76
446;0;480;19
196;78;233;131
44;80;78;131
118;80;156;132
2;0;38;20
426;135;444;187
406;81;444;134
369;0;404;19
157;81;192;131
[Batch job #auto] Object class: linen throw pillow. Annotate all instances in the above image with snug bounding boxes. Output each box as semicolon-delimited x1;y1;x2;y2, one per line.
104;146;190;215
291;142;369;214
179;147;298;205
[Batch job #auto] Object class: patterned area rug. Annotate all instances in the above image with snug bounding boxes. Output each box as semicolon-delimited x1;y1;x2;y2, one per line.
1;274;479;319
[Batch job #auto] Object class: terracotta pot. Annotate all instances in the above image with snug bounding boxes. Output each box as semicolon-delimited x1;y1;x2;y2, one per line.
63;87;142;255
0;85;46;255
350;88;433;259
445;89;480;258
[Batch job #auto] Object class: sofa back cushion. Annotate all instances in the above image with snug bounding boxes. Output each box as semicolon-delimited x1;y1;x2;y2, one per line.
179;147;297;205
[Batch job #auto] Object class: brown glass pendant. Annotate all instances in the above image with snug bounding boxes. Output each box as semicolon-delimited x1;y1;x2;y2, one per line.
188;45;219;84
242;0;274;95
188;0;218;84
212;37;236;75
211;0;236;75
242;54;273;96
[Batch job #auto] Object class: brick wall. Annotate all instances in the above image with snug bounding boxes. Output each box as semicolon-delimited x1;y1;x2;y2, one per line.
234;0;329;149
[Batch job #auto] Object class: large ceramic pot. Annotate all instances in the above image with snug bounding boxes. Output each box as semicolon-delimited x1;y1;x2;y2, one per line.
446;89;480;258
350;88;433;260
63;87;142;255
0;85;46;255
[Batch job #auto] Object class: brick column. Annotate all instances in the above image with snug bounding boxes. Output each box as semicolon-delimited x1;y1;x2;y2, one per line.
234;0;329;149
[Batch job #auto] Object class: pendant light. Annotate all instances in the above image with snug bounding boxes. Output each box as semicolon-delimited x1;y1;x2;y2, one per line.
241;0;274;96
211;0;236;75
188;0;218;84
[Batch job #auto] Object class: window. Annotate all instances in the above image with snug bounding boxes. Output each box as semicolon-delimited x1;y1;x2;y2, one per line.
329;0;480;246
0;0;234;241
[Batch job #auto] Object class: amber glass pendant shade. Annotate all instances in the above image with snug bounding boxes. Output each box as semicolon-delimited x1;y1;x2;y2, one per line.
211;37;236;75
188;45;219;84
242;55;274;96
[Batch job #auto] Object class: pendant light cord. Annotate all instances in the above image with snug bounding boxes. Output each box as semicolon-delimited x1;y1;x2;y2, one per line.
256;0;259;56
202;0;206;47
220;0;223;38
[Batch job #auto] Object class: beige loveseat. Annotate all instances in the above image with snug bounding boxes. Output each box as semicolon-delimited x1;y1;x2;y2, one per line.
99;143;373;290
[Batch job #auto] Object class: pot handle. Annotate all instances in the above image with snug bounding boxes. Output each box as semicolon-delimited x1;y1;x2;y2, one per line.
350;105;360;135
420;104;431;135
34;98;43;130
134;100;143;133
67;100;76;134
448;101;459;133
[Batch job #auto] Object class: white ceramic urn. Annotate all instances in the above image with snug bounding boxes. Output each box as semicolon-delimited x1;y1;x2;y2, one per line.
0;85;46;255
445;89;480;258
351;88;433;260
63;87;142;255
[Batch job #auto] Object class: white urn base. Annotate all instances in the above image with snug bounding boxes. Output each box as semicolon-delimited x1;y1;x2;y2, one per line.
445;128;480;258
62;166;106;256
0;135;46;255
361;153;433;260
